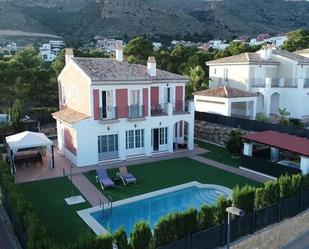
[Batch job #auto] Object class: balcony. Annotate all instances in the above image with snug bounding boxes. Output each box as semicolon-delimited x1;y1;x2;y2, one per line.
304;78;309;88
99;106;118;122
151;103;168;116
128;105;145;120
173;100;190;114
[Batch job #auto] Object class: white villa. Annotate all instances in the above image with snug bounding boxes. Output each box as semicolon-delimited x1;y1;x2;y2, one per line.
196;45;309;119
52;46;194;167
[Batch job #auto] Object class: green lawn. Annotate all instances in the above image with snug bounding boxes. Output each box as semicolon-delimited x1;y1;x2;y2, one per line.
195;139;241;167
84;157;261;201
20;177;92;244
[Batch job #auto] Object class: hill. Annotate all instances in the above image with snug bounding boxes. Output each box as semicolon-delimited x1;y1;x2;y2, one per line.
0;0;308;44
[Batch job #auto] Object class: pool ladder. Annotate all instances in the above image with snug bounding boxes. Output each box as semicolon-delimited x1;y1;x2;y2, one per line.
100;195;113;217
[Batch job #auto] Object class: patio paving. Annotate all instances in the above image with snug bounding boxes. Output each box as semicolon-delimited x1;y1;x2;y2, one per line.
15;144;208;183
69;174;108;206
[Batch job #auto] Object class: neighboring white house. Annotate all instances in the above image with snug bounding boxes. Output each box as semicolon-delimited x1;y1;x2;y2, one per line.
95;39;124;53
194;86;257;119
52;46;194;167
39;44;57;62
204;45;309;119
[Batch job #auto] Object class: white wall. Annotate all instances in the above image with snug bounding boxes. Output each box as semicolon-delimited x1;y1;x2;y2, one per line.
72;111;194;167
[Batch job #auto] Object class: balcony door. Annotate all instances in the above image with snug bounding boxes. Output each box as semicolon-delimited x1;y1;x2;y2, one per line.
165;87;172;103
101;91;112;119
130;90;140;117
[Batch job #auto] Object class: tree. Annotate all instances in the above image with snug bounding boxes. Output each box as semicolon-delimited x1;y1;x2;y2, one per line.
10;99;24;131
282;29;309;52
225;128;245;155
124;37;153;64
278;107;290;125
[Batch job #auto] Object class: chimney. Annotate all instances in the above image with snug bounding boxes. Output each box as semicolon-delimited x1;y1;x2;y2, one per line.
266;44;273;59
147;56;156;77
65;48;74;64
260;45;269;60
115;42;123;62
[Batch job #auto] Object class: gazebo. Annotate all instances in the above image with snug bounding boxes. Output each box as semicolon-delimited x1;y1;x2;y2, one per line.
6;131;55;174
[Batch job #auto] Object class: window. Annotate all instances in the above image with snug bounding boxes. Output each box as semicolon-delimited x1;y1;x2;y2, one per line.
98;134;118;154
214;68;217;75
159;127;168;145
126;129;144;149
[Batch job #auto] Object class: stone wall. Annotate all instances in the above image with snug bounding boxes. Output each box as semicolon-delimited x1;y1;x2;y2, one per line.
194;120;240;146
225;210;309;249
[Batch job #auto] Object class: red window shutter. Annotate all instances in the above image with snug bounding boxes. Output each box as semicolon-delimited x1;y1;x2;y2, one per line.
143;88;149;116
151;87;159;106
116;89;128;118
93;89;100;120
175;86;184;111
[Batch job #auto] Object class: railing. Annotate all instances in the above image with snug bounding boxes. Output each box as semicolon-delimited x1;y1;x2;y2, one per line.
158;190;309;249
128;105;145;119
249;78;266;87
304;78;309;88
280;78;297;88
99;106;117;120
151;103;168;116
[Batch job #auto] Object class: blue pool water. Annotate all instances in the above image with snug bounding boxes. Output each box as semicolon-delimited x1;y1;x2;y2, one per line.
91;185;229;234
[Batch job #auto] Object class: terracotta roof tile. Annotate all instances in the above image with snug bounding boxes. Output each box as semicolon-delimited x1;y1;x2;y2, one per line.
52;108;90;124
72;57;188;83
206;52;279;65
193;86;256;98
242;130;309;157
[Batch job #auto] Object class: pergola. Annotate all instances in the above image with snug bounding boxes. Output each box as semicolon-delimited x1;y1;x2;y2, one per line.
5;131;55;174
242;130;309;175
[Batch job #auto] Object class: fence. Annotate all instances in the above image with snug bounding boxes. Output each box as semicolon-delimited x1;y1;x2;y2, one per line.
158;190;309;249
241;155;302;178
195;112;309;139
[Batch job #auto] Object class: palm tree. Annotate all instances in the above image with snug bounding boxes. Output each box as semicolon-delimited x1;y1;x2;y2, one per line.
189;65;205;92
278;107;290;125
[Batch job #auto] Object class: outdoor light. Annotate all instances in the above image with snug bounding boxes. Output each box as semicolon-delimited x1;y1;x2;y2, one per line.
226;207;245;249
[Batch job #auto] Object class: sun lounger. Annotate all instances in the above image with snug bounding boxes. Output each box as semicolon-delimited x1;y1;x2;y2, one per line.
117;166;137;186
96;168;115;189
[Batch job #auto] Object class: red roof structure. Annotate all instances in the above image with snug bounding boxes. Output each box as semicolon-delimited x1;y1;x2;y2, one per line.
242;130;309;157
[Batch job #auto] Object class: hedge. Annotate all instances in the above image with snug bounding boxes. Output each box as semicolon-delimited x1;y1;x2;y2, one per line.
1;158;309;249
0;160;114;249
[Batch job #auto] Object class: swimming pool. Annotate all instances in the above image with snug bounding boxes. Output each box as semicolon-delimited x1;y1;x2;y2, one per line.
78;182;232;234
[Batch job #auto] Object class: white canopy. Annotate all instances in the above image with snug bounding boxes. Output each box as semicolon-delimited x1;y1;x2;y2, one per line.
6;131;53;155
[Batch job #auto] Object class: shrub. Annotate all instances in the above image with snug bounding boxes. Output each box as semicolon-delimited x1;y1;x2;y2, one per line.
302;173;309;191
183;208;199;234
113;227;129;249
256;114;271;123
154;214;176;247
130;221;152;249
255;181;280;208
278;175;295;199
289;118;304;128
224;128;244;155
215;196;232;224
291;174;302;195
232;185;255;213
198;204;216;230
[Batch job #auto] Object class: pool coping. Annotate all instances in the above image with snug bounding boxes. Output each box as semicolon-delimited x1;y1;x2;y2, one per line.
77;181;232;235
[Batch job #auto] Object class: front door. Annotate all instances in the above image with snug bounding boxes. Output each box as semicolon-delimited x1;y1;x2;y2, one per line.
153;129;159;151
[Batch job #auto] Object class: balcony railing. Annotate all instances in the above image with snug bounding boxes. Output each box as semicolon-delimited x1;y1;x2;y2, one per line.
151;103;168;116
174;101;189;113
128;105;145;119
248;78;266;87
100;106;118;120
304;78;309;88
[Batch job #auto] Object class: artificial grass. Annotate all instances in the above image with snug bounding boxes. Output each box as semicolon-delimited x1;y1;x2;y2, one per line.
20;177;92;244
84;157;261;201
195;139;241;167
